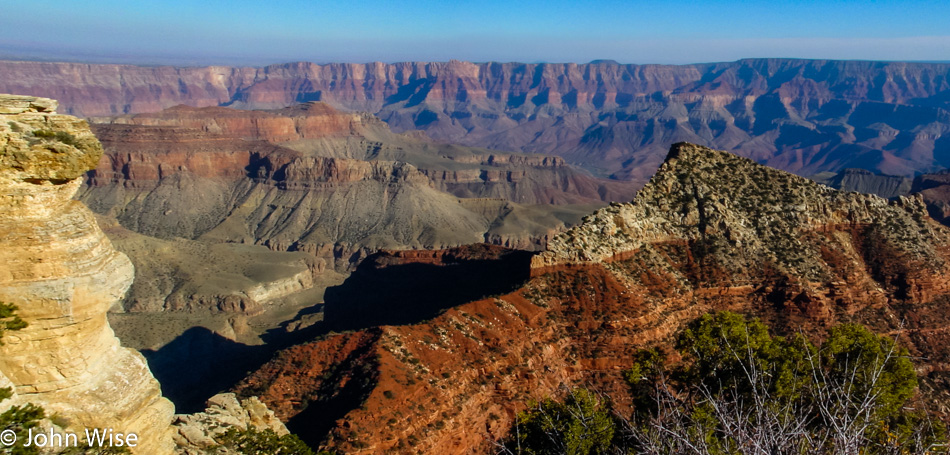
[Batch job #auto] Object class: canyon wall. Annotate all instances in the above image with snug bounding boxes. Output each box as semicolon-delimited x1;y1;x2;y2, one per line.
0;95;175;452
78;103;622;283
3;58;949;184
810;168;912;199
87;103;635;204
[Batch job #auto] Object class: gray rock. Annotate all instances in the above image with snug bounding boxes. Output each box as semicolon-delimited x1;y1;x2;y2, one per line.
173;393;289;454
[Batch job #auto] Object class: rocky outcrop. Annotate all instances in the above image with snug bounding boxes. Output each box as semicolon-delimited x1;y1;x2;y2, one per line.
807;169;950;234
0;95;175;453
236;143;950;454
173;393;288;454
811;169;950;231
535;142;944;273
3;58;949;184
0;95;102;182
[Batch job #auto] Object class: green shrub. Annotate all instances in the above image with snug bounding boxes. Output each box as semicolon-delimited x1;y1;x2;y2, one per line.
0;303;26;343
0;303;42;455
503;389;615;455
625;311;942;454
213;427;314;455
502;311;946;455
31;129;81;147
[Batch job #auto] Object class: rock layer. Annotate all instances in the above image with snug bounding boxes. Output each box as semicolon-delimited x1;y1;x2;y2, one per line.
79;103;618;275
810;168;913;199
3;58;949;183
0;95;174;453
87;103;634;204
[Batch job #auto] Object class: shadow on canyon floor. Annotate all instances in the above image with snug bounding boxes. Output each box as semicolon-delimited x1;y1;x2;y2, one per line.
143;247;534;415
142;327;271;414
322;249;534;332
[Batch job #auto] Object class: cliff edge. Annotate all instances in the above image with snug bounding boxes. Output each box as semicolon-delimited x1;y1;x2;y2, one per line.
0;95;175;453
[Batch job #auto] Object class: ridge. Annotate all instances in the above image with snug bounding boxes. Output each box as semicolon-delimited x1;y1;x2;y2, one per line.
533;143;944;283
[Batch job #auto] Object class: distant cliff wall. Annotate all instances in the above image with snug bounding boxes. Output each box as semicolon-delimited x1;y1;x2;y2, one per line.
2;58;949;183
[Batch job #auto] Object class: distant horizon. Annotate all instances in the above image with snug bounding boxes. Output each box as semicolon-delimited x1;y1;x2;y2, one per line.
2;53;950;69
3;1;949;67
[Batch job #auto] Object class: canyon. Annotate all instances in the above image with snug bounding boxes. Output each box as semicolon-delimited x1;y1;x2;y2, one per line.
4;56;950;453
56;98;637;417
2;58;948;186
235;143;950;454
79;101;627;317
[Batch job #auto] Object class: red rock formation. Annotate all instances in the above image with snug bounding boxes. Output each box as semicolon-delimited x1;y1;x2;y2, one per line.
87;125;270;186
80;105;620;279
77;103;636;281
87;102;636;204
234;144;950;454
0;60;704;117
102;103;373;142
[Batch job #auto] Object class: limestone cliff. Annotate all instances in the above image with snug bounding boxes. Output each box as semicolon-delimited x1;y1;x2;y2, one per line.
0;95;175;453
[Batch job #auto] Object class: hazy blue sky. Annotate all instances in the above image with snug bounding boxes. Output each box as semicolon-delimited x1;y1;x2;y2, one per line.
2;0;948;66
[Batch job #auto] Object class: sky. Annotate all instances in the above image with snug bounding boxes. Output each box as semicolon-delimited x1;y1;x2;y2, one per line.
1;0;949;66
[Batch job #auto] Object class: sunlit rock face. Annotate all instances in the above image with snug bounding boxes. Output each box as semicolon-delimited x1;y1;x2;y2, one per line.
0;94;175;454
